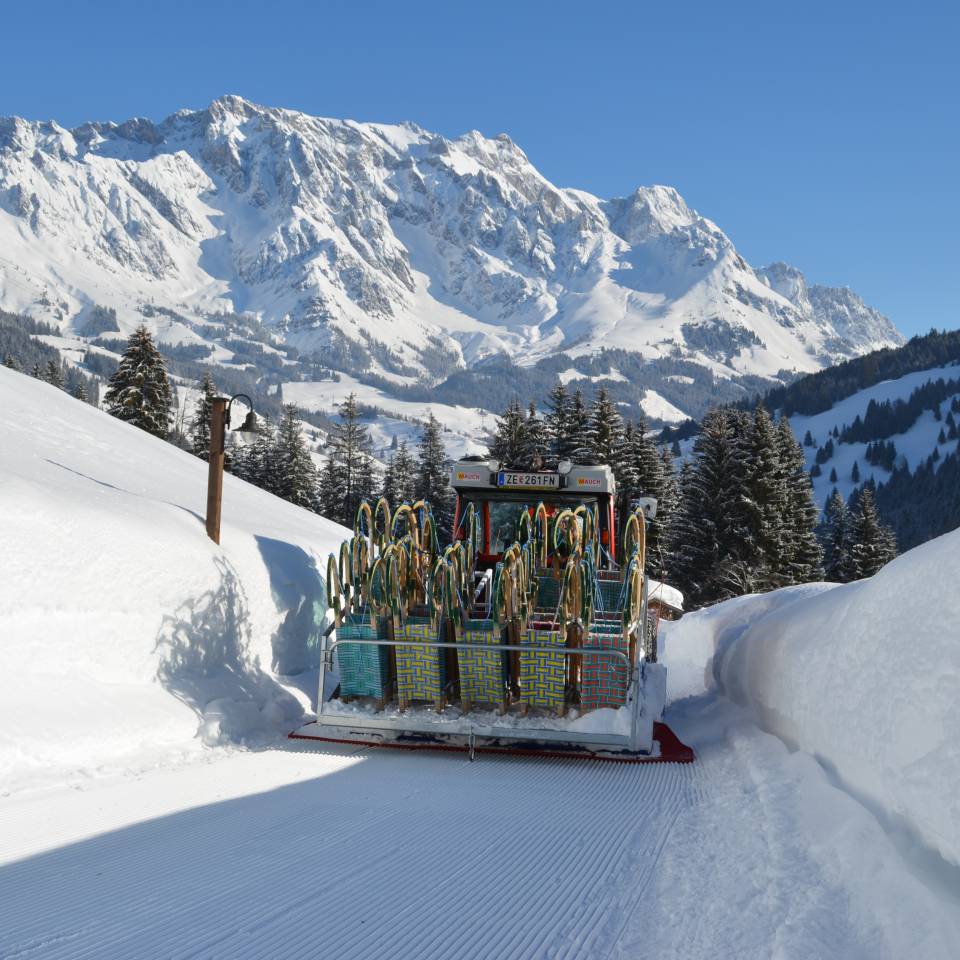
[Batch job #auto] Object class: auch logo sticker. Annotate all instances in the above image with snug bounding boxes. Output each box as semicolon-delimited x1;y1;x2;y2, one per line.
577;477;601;486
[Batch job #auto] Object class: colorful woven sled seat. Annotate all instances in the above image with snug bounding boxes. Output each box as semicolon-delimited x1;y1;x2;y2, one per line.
395;615;447;708
580;621;629;711
336;612;391;701
519;622;567;712
458;617;508;710
533;570;562;616
596;576;626;616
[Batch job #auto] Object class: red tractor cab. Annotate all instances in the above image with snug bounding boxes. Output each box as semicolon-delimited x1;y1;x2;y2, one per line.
450;458;618;568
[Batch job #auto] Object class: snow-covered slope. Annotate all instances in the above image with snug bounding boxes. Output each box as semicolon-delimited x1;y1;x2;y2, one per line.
3;362;960;956
0;96;901;392
0;365;348;793
783;364;960;506
666;528;960;869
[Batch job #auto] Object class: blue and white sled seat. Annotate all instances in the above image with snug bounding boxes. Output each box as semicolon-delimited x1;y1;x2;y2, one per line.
336;612;392;704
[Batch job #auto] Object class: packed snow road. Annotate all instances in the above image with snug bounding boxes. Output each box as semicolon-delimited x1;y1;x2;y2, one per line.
2;696;957;960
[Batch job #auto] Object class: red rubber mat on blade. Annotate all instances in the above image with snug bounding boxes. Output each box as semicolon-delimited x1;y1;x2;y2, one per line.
288;721;694;764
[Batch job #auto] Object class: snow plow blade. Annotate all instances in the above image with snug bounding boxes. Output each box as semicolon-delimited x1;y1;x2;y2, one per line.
289;720;694;764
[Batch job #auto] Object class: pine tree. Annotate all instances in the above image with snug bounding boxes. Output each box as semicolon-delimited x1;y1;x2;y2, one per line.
417;413;455;541
829;466;838;483
620;418;668;561
319;393;377;526
191;372;218;460
544;382;574;460
30;362;43;379
103;325;172;439
669;408;748;606
488;398;526;466
273;404;320;510
72;381;89;403
738;404;788;590
613;422;640;521
381;439;417;508
586;387;623;465
234;416;278;494
568;389;590;462
847;487;897;579
519;401;548;465
44;359;65;389
3;353;20;371
776;417;824;584
651;445;678;580
822;488;851;582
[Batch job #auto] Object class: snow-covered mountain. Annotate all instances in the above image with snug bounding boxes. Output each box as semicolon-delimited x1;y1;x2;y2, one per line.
0;95;901;401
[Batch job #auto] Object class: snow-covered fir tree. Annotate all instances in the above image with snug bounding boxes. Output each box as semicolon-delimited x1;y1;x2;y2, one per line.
777;417;824;584
585;387;623;465
613;422;640;521
651;445;678;580
544;382;575;460
44;359;65;389
3;353;19;370
626;419;671;570
739;404;788;590
846;487;898;579
417;412;455;541
821;488;851;582
72;380;88;403
233;416;278;494
103;325;172;439
319;392;377;527
519;401;548;465
669;408;746;607
568;389;590;462
381;439;417;508
190;372;217;460
272;404;320;511
669;406;823;608
488;398;526;465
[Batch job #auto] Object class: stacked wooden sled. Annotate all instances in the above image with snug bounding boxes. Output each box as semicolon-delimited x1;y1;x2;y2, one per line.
292;496;691;763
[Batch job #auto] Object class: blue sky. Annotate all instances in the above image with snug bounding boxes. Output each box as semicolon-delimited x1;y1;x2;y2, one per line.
1;0;956;335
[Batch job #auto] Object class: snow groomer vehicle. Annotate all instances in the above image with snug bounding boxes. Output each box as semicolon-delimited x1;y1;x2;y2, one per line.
292;457;691;762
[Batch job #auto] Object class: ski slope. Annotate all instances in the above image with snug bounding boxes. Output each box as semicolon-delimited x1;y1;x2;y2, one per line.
1;367;959;958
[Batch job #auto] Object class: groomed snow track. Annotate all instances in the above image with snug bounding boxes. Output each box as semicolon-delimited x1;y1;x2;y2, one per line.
0;745;697;960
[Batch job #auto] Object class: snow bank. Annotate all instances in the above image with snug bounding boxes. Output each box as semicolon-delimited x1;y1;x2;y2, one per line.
663;537;960;867
0;368;349;792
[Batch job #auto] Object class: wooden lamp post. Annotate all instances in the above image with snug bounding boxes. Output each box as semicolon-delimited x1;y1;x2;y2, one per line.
206;393;256;544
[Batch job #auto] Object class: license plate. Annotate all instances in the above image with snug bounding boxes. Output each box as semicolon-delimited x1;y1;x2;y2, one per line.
497;471;560;489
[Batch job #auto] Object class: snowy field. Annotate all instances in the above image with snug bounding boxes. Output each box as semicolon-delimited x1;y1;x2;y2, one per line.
1;367;959;958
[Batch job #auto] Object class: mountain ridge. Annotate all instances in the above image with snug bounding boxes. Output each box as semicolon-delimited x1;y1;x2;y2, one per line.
0;95;903;421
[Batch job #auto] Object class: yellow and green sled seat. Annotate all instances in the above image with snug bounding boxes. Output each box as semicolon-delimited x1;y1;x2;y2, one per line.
395;615;447;710
458;616;508;712
519;621;567;714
